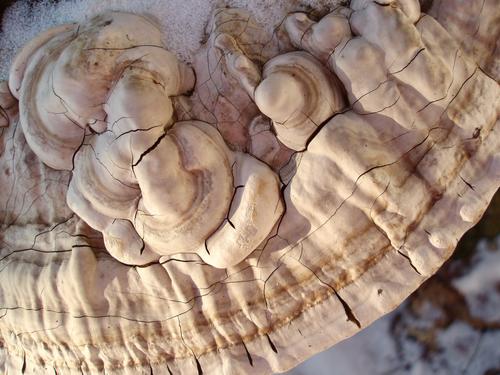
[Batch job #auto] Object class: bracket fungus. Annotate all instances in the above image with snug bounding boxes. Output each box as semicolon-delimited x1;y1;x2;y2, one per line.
0;0;499;374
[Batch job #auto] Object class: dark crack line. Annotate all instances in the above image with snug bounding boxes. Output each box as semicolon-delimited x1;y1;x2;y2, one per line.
177;316;203;375
50;70;105;125
21;351;26;374
86;143;140;190
15;322;63;338
472;0;487;37
266;333;278;353
195;50;225;89
256;9;299;57
255;186;290;267
416;48;460;113
235;17;253;39
201;45;251;120
420;66;478;116
0;301;199;324
333;37;355;62
70;129;88;171
368;181;391;223
262;264;283;309
0;105;10;126
3;121;20;217
62;113;86;132
293;257;361;328
397;249;422;275
205;182;245;254
104;54;151;105
298;20;315;51
389;47;426;75
112;123;165;143
8;179;54;226
102;148;135;173
459;175;475;191
132;131;167;167
356;94;401;116
241;340;254;366
226;184;244;229
6;178;48;224
120;264;261;307
109;116;134;132
303;107;352;150
349;78;393;109
477;65;497;83
84;44;165;52
0;244;85;264
1;213;75;259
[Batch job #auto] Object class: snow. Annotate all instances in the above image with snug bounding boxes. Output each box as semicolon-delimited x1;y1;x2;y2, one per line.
0;0;343;80
453;238;500;323
285;313;401;375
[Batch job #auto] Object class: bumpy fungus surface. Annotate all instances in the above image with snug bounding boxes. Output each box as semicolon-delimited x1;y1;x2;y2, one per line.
8;12;283;269
0;0;499;374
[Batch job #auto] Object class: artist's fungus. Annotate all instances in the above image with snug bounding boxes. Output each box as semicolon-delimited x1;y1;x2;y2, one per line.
0;0;498;373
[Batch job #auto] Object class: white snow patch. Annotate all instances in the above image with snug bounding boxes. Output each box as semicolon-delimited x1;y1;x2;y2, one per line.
286;310;403;375
453;237;500;323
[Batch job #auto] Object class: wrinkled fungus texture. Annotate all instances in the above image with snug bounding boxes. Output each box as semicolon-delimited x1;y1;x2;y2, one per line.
0;0;499;374
9;12;283;269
